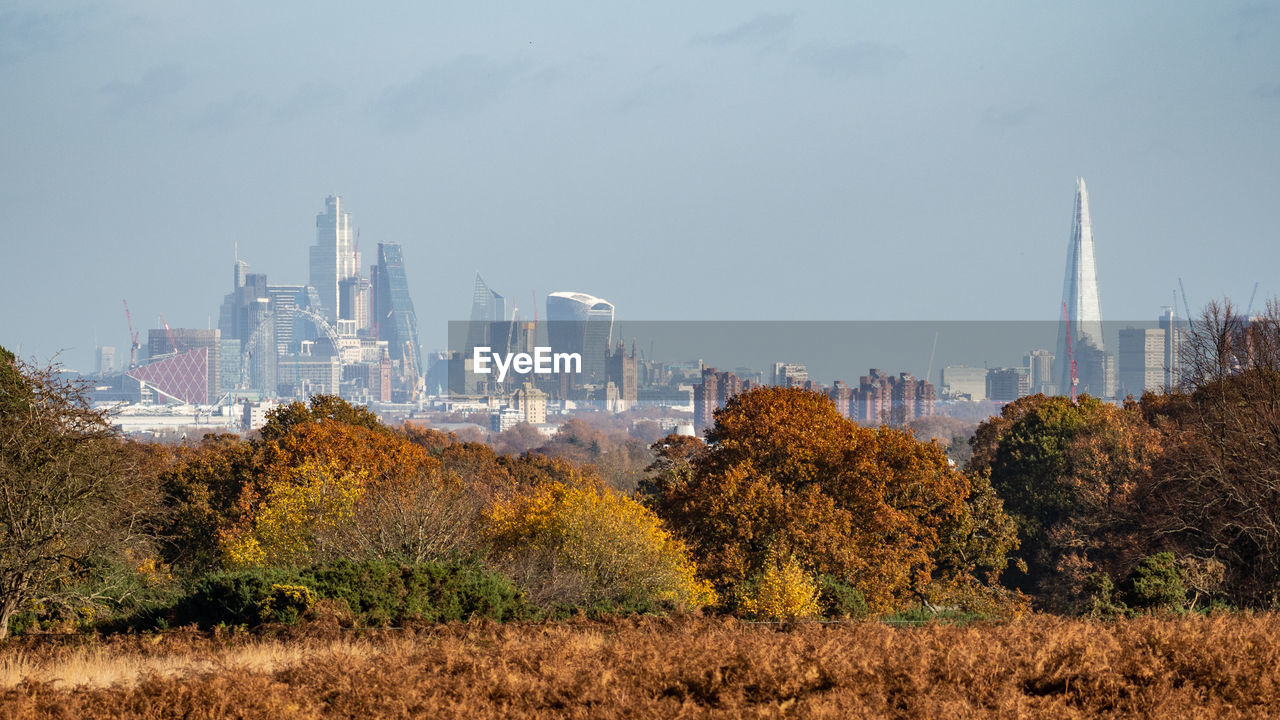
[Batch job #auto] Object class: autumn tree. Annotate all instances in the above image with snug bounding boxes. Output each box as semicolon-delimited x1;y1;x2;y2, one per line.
0;349;160;637
258;394;385;442
966;393;1164;607
486;476;715;610
1139;299;1280;606
649;387;1019;614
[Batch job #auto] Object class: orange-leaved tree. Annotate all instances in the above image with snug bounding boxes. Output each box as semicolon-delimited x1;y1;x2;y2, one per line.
648;386;1019;614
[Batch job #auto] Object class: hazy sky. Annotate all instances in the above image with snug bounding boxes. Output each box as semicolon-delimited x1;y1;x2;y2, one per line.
3;2;1278;370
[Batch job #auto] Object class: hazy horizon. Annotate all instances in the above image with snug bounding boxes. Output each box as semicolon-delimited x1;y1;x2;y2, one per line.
3;2;1278;371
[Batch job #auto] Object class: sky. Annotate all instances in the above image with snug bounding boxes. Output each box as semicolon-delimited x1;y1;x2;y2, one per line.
2;1;1278;371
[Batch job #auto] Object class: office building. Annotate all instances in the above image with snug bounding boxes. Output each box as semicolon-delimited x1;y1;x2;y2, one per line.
266;284;304;356
546;291;615;385
339;276;371;332
986;368;1030;402
145;328;221;403
1118;327;1166;398
1025;350;1055;395
941;366;988;401
371;242;423;397
309;195;359;322
96;346;116;375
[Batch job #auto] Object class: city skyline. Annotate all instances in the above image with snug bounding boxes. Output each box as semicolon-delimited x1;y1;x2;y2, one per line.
3;4;1278;370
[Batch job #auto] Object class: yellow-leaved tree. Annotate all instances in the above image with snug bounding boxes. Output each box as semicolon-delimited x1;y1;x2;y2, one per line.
738;549;820;620
220;457;366;567
486;478;715;610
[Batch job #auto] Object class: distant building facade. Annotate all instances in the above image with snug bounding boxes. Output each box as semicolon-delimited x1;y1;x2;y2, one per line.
693;367;753;435
986;368;1030;402
941;366;988;401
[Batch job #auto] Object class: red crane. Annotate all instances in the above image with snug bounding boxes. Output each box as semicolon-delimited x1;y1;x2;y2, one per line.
159;313;178;355
1062;302;1078;403
122;299;141;369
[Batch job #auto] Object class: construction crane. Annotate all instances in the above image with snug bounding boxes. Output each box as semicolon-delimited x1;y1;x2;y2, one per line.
1063;302;1078;403
1178;278;1194;328
531;291;539;346
122;299;141;369
925;330;939;386
505;304;519;357
1246;281;1260;317
158;313;179;355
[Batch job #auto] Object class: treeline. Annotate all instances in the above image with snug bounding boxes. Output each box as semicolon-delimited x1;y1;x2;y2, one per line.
2;300;1279;635
970;301;1280;615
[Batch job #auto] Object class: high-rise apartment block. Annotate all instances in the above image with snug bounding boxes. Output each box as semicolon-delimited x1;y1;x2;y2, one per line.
772;362;809;388
845;369;934;424
512;382;549;425
693;367;753;435
1024;349;1055;395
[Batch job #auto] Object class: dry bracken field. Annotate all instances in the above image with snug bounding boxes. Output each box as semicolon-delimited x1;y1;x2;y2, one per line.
2;614;1280;719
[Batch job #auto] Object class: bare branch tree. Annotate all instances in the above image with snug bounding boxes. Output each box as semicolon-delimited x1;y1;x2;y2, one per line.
0;349;159;637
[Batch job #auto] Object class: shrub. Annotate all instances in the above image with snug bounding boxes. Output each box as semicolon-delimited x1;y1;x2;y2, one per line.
816;575;869;619
1123;552;1186;612
174;560;528;628
486;479;715;611
259;584;316;624
176;568;303;627
1083;573;1130;620
737;553;820;620
298;559;528;624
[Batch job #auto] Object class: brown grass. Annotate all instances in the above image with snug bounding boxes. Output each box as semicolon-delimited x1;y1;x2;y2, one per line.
2;614;1280;718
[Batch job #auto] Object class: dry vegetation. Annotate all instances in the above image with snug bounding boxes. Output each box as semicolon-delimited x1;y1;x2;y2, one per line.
3;614;1280;718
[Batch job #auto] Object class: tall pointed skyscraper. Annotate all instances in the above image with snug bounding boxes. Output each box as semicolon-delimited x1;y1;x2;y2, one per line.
1055;177;1114;398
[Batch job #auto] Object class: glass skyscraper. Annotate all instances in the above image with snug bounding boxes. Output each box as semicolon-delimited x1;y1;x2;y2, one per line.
1055;177;1114;398
309;195;359;323
546;291;615;384
371;242;422;381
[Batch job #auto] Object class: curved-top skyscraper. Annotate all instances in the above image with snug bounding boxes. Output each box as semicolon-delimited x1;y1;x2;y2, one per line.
1055;177;1113;398
546;291;614;384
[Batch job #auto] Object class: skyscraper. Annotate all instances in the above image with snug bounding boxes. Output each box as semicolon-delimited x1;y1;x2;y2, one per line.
546;291;614;384
371;242;422;389
465;274;507;373
309;195;359;322
1055;177;1112;398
